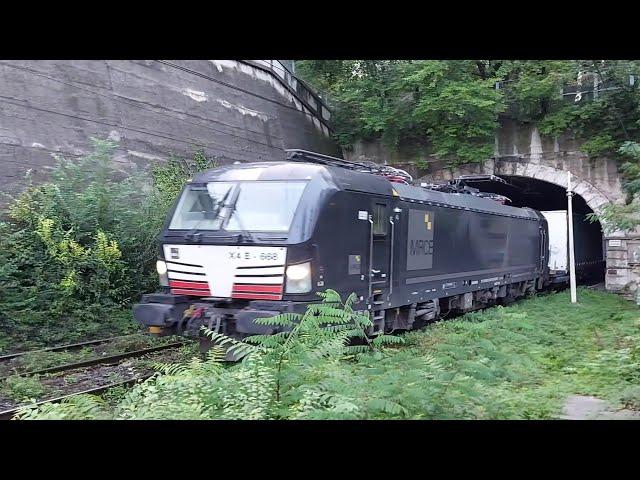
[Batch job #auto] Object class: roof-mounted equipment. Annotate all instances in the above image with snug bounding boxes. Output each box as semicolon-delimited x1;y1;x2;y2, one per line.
285;149;413;184
420;174;513;204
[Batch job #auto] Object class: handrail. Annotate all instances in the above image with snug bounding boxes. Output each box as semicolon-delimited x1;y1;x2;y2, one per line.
389;215;395;297
368;214;374;300
239;60;332;131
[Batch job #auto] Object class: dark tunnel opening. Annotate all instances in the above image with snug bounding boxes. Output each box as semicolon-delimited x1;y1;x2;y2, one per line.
463;175;605;284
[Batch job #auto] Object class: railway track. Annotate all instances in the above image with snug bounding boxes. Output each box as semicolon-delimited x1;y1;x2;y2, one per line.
0;373;155;420
0;337;192;420
0;334;145;362
0;341;187;382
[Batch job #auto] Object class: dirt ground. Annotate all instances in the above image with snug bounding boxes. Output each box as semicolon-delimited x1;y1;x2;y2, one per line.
561;395;640;420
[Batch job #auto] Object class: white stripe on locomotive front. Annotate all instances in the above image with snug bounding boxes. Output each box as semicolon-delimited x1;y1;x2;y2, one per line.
167;271;209;282
235;266;285;276
233;276;284;285
166;262;205;274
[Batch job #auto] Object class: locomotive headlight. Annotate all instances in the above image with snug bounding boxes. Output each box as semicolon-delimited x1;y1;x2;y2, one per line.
156;260;169;287
156;260;167;275
286;262;311;293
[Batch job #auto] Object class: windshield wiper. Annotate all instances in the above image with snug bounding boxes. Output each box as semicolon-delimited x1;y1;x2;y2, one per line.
224;195;255;244
231;210;255;243
184;187;233;242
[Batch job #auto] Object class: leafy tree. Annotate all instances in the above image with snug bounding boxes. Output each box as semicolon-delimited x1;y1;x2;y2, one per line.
297;59;640;163
495;60;573;121
400;61;504;162
299;59;640;230
298;60;505;164
589;141;640;233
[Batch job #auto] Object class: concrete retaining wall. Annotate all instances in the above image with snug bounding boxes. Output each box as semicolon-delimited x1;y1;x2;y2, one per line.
0;59;340;204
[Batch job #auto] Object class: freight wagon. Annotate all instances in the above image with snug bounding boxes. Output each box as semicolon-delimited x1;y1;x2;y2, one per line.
542;210;605;284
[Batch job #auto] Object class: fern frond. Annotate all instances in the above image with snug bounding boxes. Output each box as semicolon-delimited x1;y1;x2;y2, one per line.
226;342;261;359
254;312;301;327
366;398;409;417
153;362;190;376
344;292;358;309
343;328;368;338
244;332;289;347
306;306;351;320
324;324;353;333
317;289;341;303
345;344;372;354
205;345;228;363
372;334;405;347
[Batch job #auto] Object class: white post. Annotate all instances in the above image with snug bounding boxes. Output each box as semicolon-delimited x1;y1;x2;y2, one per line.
567;171;577;303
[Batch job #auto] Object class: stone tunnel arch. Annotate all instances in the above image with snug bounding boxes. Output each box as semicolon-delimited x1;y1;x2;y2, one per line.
418;158;619;288
419;158;617;228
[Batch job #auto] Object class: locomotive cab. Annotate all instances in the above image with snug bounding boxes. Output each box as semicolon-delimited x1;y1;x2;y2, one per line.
133;159;391;338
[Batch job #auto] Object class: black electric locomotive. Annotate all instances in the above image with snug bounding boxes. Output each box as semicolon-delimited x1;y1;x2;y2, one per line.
133;149;550;339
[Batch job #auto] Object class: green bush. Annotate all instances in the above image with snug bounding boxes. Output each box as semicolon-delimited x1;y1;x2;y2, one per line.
1;139;156;312
619;385;640;410
0;137;216;350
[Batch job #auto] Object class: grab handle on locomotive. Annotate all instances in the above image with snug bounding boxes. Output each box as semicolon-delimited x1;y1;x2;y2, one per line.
368;214;374;298
389;215;395;297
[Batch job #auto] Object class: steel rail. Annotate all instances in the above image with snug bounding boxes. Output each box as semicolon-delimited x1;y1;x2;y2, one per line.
0;333;145;362
0;374;155;420
0;341;188;381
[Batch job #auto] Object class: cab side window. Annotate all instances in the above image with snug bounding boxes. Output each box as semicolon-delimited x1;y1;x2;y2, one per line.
372;203;387;235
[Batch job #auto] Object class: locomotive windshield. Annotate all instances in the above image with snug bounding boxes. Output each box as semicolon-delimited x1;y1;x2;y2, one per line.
168;181;308;232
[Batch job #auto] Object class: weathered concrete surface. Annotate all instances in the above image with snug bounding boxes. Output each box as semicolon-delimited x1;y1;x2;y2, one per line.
560;395;640;420
0;60;340;204
344;118;639;294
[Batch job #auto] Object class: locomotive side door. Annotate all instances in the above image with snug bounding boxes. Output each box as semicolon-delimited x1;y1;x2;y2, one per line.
368;200;392;298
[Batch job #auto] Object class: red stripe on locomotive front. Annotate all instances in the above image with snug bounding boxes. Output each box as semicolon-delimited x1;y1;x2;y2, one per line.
232;284;283;294
169;280;210;290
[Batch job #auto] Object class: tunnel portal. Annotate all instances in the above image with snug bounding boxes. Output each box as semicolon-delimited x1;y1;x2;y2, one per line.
463;175;605;284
